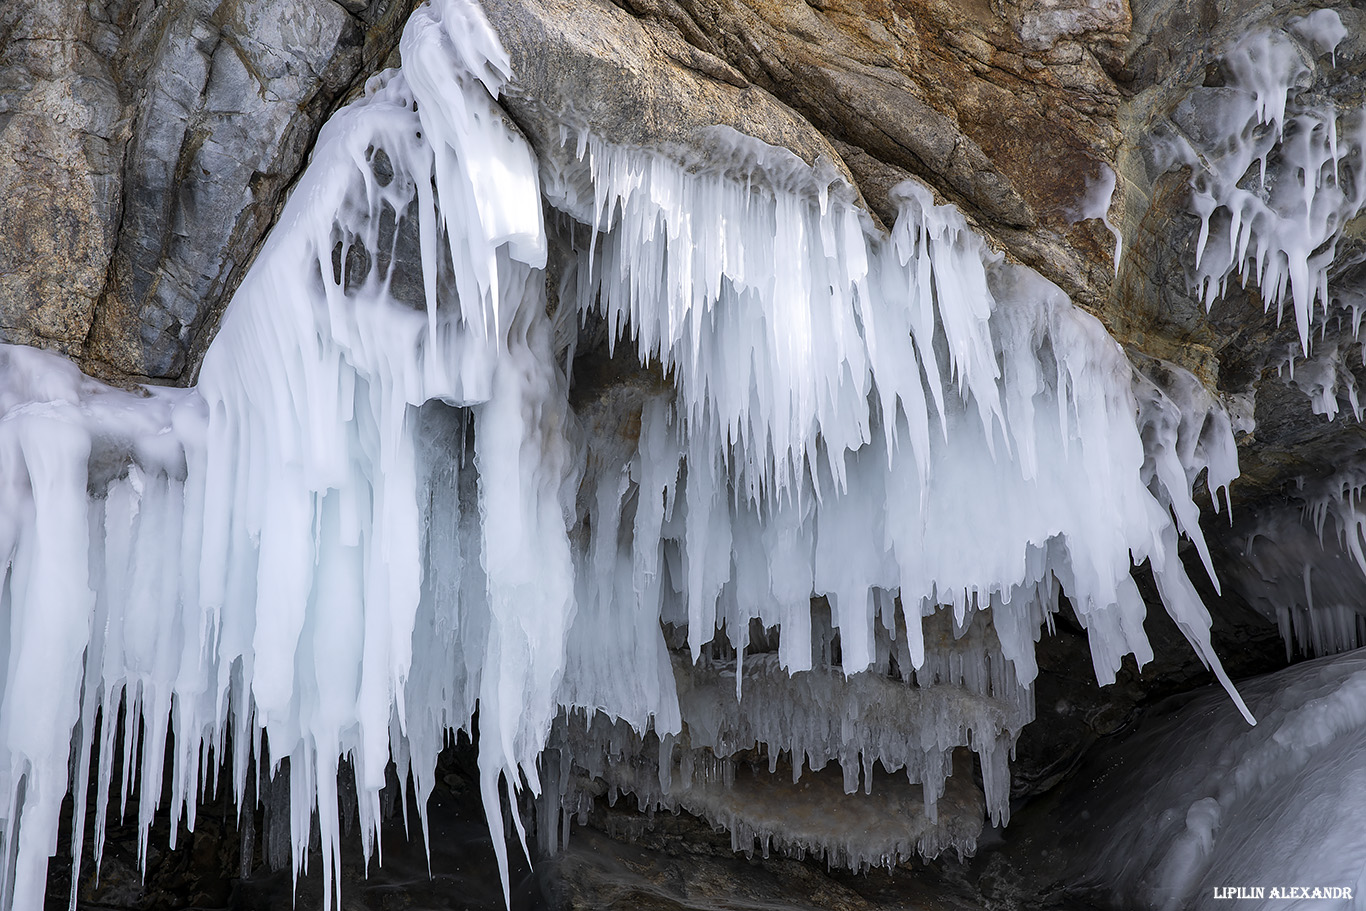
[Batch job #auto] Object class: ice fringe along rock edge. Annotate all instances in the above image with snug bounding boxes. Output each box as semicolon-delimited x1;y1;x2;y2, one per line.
1170;10;1366;663
1160;8;1364;358
0;0;1249;908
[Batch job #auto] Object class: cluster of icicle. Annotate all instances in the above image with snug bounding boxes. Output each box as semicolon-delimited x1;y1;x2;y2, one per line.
549;126;1251;735
1170;9;1366;662
1229;469;1366;660
540;608;1028;871
1161;8;1362;354
0;0;1250;907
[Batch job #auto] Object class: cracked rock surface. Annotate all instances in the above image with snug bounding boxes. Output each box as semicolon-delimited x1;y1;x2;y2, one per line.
0;0;415;380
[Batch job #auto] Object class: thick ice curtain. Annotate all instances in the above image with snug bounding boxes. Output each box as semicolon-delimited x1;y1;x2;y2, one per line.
0;1;572;908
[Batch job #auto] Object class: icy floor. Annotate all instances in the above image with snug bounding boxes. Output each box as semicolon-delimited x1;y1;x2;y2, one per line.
1041;648;1366;910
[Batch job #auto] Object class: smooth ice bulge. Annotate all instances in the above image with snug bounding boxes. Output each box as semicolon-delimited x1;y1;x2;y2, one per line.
1066;650;1366;911
0;0;1249;908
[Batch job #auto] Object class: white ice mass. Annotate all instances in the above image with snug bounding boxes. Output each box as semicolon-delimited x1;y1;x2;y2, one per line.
1069;649;1366;910
0;0;1261;908
1163;8;1365;356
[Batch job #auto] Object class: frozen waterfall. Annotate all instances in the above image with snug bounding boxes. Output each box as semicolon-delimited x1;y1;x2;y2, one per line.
0;0;1252;908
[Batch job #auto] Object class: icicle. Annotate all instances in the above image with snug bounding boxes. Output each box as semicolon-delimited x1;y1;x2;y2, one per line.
1170;11;1363;356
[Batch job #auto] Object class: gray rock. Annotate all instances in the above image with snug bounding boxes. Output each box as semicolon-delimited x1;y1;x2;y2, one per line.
0;0;415;380
86;0;364;379
0;0;125;356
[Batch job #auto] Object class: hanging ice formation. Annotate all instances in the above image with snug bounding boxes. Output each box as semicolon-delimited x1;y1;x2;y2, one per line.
1160;9;1364;355
1167;10;1366;664
0;0;1250;907
1229;469;1366;660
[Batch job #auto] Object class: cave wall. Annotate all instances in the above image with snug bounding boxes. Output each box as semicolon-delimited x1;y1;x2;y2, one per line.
0;0;416;381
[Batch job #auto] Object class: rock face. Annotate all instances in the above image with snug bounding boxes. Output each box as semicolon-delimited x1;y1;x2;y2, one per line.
0;0;415;380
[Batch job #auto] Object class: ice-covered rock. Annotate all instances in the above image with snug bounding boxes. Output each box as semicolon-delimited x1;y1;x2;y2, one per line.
0;0;1255;908
1160;10;1366;356
1064;649;1366;910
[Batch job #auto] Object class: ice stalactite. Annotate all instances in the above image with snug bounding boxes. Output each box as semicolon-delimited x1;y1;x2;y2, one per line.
0;0;1250;907
1161;9;1364;355
188;1;575;901
541;609;1029;871
549;127;1250;734
0;346;205;911
1229;470;1366;660
3;1;571;907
